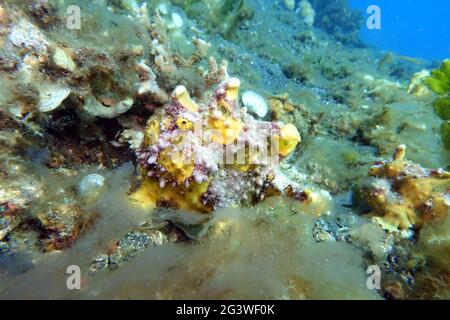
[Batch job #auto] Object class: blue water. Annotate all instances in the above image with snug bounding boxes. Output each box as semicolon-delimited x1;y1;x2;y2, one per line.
349;0;450;62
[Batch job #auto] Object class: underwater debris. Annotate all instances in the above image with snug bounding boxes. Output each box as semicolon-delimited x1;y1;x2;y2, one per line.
0;2;220;125
0;170;43;208
131;78;306;213
0;200;27;241
27;0;60;29
8;17;49;53
359;145;450;233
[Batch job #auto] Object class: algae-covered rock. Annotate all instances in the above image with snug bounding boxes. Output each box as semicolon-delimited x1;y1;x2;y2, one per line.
170;0;255;39
359;145;450;233
419;215;450;273
311;0;363;45
37;204;99;252
360;102;449;168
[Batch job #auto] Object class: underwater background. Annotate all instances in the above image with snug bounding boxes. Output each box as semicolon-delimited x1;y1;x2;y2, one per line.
0;0;449;300
350;0;450;61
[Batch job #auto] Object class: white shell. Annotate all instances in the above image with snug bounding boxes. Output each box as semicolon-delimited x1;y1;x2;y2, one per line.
168;13;184;29
38;83;71;112
241;91;268;118
79;174;106;202
53;47;76;72
83;96;134;119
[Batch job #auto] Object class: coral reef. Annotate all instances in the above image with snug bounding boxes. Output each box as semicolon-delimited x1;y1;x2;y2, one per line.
359;145;450;233
0;0;449;300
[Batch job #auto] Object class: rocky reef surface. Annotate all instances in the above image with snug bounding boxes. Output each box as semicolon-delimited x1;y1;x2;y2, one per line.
0;0;449;299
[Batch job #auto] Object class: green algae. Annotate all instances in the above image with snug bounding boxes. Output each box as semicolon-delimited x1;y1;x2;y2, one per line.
425;60;450;95
425;59;450;149
442;121;450;150
434;97;450;120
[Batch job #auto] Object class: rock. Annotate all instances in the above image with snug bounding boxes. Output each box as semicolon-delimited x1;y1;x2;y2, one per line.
8;18;49;53
37;205;99;251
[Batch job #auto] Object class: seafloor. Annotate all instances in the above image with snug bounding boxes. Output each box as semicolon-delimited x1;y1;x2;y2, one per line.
0;0;449;299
